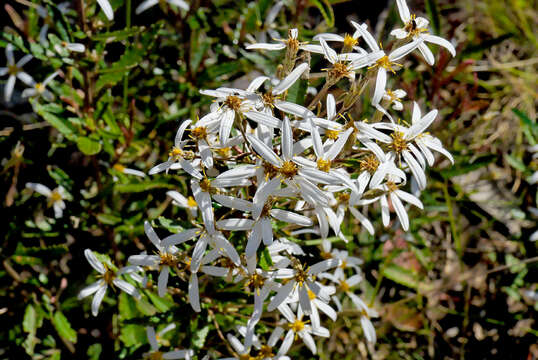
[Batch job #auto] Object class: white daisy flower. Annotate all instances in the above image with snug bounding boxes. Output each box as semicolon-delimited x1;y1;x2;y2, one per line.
78;249;140;316
215;195;313;257
277;302;329;355
198;88;255;146
25;182;68;218
364;102;453;189
223;326;290;360
0;44;34;102
349;21;423;107
392;0;456;65
382;89;406;111
244;62;313;120
22;71;59;102
268;258;340;314
246;28;321;54
127;221;199;297
136;0;189;14
148;119;202;178
375;179;424;231
145;325;194;359
246;118;340;208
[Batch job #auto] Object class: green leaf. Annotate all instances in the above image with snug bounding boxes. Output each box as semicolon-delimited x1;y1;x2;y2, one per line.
52;311;77;343
192;325;210;348
119;292;140;320
34;103;76;138
286;78;307;106
97;213;122;225
77;136;102;155
119;324;147;348
92;27;146;42
145;289;174;312
259;247;273;270
309;0;335;27
23;304;37;334
115;181;177;193
382;264;433;292
439;154;496;179
424;0;440;35
87;344;102;360
505;154;526;172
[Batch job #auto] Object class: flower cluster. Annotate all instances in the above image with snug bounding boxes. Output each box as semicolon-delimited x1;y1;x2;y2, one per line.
5;0;456;357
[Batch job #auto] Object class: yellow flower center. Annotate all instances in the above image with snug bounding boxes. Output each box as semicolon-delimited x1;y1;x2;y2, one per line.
359;155;380;174
386;181;399;193
159;252;178;267
35;83;44;92
390;131;408;153
246;273;265;291
339;280;350;292
294;268;308;284
343;34;358;48
327;62;351;81
50;190;62;202
260;197;275;218
7;65;19;75
325;129;340;140
307;289;316;300
215;147;230;157
262;92;277;107
168;147;183;159
279;160;298;179
113;163;126;172
224;95;243;112
102;268;116;285
191;126;207;140
317;158;331;172
147;352;163;360
259;345;274;358
187;196;197;208
371;55;401;74
338;192;350;203
404;14;429;37
200;177;212;193
289;319;305;333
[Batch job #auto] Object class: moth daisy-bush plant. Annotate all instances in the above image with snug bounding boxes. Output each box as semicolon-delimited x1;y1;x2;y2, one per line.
3;0;457;357
75;0;454;357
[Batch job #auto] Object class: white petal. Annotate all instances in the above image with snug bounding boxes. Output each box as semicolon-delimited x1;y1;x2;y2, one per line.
418;42;435;66
26;182;52;197
135;0;159;14
247;134;281;167
270;209;313;226
402;150;427;190
246;43;286;50
113;279;140;299
281;117;293;161
245;111;281;128
273;62;309;95
274;100;314;118
91;284;107;316
158;266;169;297
78;281;102;299
162;228;200;247
189;273;201;312
396;0;411;22
216;218;255;231
423;34;456;56
394;189;423;209
372;67;387;105
308;259;340;275
268;280;295;311
97;0;114;20
84;249;106;274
